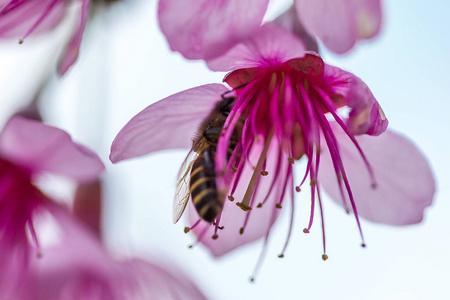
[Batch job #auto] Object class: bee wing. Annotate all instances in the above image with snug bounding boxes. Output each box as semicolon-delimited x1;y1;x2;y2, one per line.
173;150;198;224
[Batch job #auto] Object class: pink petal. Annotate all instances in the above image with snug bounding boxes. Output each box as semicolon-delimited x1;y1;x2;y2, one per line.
0;116;104;182
0;0;66;40
110;84;229;163
324;64;388;136
207;23;306;72
319;123;435;225
158;0;269;60
123;259;207;300
23;206;136;300
274;5;318;53
57;0;90;76
188;142;287;257
295;0;382;53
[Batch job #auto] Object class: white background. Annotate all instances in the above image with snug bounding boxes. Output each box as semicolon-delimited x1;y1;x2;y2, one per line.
1;0;449;299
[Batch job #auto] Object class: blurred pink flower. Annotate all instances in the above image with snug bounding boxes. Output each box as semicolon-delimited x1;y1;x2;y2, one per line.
158;0;382;59
14;206;207;300
0;0;90;75
110;24;434;258
0;116;104;297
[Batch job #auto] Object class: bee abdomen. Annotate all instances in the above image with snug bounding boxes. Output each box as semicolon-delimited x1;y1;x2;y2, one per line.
190;147;223;223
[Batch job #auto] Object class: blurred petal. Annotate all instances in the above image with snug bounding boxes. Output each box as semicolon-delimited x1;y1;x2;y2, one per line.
274;5;318;53
324;64;388;136
319;124;435;225
158;0;269;60
295;0;382;53
123;259;207;300
57;0;90;76
24;206;135;300
0;0;66;39
110;84;228;163
0;116;104;182
188;142;287;257
207;23;306;72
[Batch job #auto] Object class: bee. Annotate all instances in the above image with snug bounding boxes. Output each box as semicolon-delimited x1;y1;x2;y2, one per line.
173;94;243;224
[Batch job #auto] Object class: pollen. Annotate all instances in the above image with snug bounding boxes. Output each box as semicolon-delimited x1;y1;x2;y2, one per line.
236;202;252;211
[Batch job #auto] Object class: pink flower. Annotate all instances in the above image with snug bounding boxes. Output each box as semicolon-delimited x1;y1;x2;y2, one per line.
0;116;104;297
14;206;207;300
110;24;434;259
0;0;91;75
158;0;382;59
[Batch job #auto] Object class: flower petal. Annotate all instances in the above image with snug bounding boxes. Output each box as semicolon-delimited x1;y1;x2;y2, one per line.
22;205;136;300
158;0;269;60
207;23;306;72
319;123;435;225
274;5;318;53
57;0;90;76
188;142;287;257
110;84;229;163
123;259;207;300
0;116;104;182
324;64;388;136
295;0;382;53
0;0;66;40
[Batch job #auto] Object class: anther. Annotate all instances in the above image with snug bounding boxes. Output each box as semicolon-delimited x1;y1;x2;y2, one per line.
303;228;310;233
232;166;238;172
288;157;295;164
188;245;193;249
322;254;328;261
275;203;282;209
361;243;366;248
228;195;235;201
239;227;244;235
218;226;224;230
184;227;190;233
19;39;23;45
250;277;255;283
310;180;317;186
236;202;252;211
295;186;301;192
212;234;219;240
37;252;43;258
260;170;269;176
371;182;378;189
257;203;262;208
278;254;284;258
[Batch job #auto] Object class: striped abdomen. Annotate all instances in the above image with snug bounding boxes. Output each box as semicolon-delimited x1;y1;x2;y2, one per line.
190;146;223;223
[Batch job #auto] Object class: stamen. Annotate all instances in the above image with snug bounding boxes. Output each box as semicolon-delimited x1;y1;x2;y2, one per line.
239;131;273;209
313;98;366;246
278;167;295;258
315;86;377;187
317;180;327;262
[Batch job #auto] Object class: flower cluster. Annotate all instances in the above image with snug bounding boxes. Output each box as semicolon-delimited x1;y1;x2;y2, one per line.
0;0;438;298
